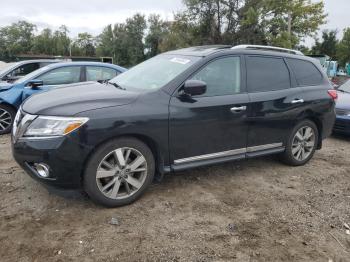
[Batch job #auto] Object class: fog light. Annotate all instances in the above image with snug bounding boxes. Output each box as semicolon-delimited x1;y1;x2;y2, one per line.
34;163;50;178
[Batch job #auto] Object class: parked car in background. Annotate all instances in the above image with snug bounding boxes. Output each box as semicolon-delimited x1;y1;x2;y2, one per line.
334;80;350;135
0;62;126;134
11;45;336;207
0;60;61;83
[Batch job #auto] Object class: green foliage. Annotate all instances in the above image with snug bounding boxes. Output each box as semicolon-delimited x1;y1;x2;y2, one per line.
145;15;168;58
311;30;338;59
74;33;96;57
336;28;350;66
0;1;331;65
0;21;36;60
261;0;327;48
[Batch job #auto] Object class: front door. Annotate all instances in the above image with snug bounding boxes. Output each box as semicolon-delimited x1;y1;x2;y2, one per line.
22;66;83;102
169;56;249;169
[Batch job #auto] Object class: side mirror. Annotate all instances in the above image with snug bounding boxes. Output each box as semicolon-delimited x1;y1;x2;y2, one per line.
26;79;44;88
182;80;207;96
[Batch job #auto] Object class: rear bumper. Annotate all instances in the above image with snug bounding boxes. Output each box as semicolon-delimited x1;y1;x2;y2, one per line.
12;136;93;189
333;116;350;135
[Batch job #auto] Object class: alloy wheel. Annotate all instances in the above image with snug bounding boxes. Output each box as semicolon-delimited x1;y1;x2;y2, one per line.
0;108;12;132
291;126;315;161
96;147;148;200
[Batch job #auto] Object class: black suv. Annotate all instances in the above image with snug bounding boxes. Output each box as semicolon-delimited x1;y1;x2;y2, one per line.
12;45;336;207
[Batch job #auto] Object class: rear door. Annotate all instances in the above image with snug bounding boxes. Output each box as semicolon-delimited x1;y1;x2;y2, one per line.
245;55;305;154
169;56;249;169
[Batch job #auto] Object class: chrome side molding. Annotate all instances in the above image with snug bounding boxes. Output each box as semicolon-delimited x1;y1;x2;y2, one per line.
174;143;283;164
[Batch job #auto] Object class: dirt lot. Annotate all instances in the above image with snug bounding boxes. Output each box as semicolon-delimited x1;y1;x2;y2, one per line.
0;134;350;262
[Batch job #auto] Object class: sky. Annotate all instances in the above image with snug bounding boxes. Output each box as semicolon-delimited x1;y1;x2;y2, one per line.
0;0;349;47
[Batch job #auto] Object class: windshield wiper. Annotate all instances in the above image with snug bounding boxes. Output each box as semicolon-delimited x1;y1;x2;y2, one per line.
107;81;126;91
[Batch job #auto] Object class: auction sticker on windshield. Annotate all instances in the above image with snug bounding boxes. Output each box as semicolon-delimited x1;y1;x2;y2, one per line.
170;57;191;65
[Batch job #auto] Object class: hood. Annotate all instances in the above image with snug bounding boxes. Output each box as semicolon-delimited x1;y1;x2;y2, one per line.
22;82;140;116
0;81;14;91
336;91;350;110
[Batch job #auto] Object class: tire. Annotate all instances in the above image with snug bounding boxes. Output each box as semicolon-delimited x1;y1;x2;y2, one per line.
0;104;16;135
84;137;155;207
280;120;319;166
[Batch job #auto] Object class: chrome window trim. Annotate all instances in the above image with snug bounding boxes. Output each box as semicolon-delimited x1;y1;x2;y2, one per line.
174;143;283;164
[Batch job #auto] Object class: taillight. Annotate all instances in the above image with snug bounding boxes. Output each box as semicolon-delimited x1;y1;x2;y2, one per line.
328;90;338;101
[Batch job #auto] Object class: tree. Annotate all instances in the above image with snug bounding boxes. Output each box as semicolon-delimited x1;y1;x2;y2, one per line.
125;13;147;65
159;13;196;52
182;0;244;45
53;25;71;56
74;32;96;56
261;0;327;48
235;0;267;45
145;14;168;58
32;28;54;55
310;30;338;59
336;28;350;67
0;21;36;59
96;24;115;58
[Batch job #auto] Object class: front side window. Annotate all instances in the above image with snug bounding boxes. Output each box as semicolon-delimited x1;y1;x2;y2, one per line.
247;56;291;92
86;66;118;82
287;58;323;86
110;55;200;91
191;56;241;97
39;66;81;85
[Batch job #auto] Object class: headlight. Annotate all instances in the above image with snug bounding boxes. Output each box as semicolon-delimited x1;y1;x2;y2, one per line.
24;116;89;137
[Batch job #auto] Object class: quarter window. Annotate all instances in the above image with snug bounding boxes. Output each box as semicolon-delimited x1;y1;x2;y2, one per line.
39;66;81;85
287;58;323;86
191;57;241;97
246;56;290;92
86;66;118;82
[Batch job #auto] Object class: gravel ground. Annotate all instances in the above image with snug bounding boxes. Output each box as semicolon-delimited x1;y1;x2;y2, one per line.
0;134;350;262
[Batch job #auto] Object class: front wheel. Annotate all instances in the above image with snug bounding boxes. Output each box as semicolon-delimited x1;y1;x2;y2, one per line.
84;137;155;207
281;120;319;166
0;104;16;135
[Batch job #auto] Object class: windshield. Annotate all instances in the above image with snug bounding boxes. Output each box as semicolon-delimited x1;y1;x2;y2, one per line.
339;80;350;93
14;66;48;84
110;54;200;91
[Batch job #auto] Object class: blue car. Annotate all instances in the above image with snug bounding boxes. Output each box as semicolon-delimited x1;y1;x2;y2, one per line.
334;80;350;135
0;62;126;134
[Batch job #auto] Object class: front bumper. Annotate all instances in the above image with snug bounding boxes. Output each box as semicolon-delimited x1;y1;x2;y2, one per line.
12;136;93;189
333;116;350;135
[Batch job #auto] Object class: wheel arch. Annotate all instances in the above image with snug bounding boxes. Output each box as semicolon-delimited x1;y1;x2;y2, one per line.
298;110;323;150
80;133;165;185
0;101;18;113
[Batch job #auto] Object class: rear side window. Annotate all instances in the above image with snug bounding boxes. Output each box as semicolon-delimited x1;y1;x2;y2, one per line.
12;63;40;77
86;66;118;82
246;56;290;92
287;59;323;86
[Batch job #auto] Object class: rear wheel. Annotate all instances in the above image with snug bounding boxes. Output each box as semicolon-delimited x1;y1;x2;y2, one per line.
0;104;16;135
281;120;318;166
84;137;155;207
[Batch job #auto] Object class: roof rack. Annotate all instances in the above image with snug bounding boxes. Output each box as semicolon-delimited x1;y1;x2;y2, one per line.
231;45;304;56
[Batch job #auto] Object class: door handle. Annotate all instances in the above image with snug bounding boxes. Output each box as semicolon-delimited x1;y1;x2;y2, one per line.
230;106;247;113
291;99;304;104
